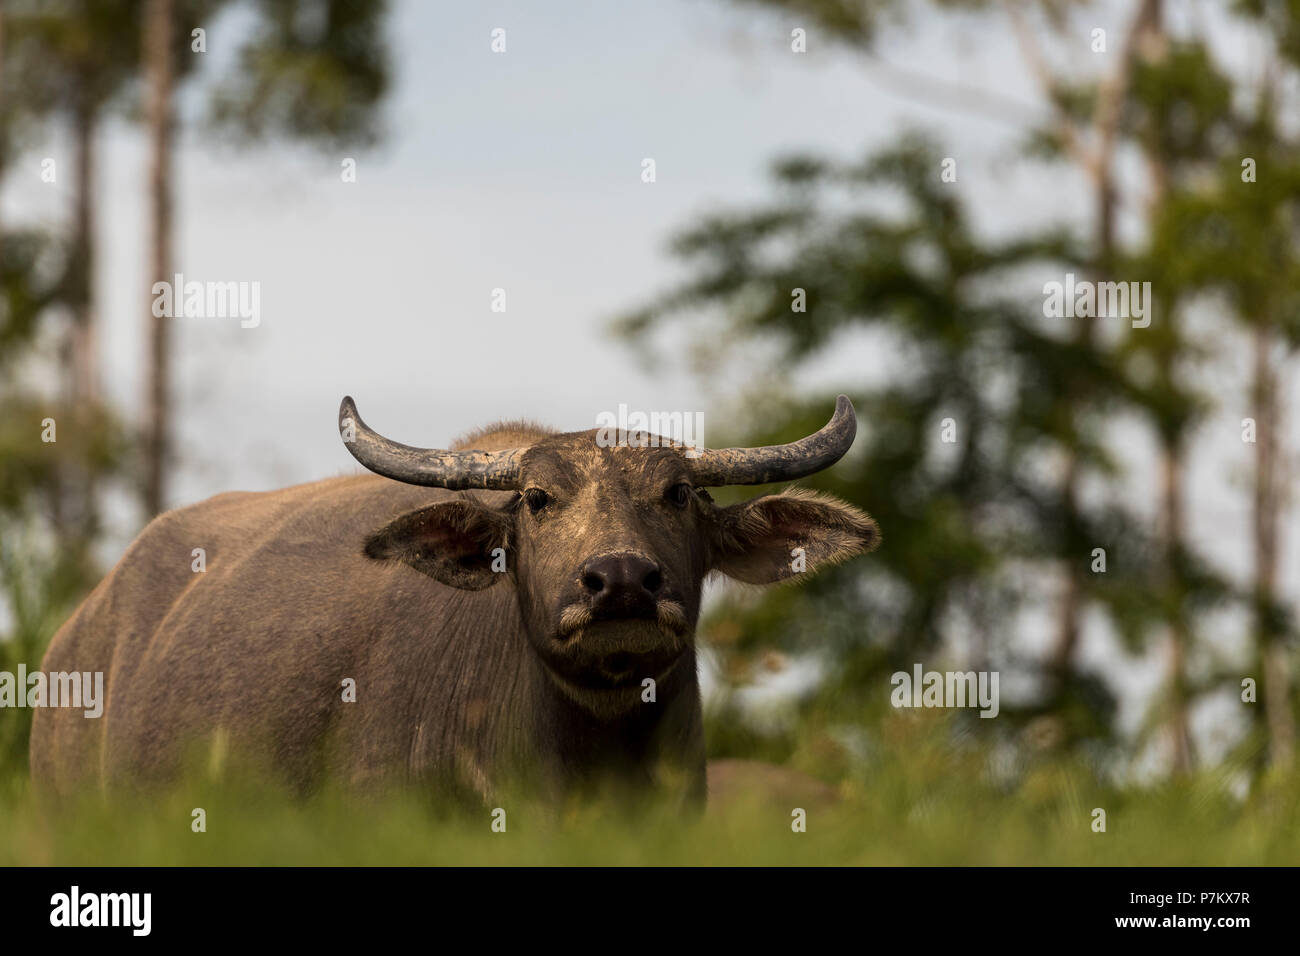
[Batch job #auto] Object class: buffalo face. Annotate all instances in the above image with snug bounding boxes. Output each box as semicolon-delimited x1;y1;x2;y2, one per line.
348;399;880;712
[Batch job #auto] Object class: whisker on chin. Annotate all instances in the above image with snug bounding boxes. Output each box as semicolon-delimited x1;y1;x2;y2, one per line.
560;599;688;647
558;603;593;638
656;600;689;643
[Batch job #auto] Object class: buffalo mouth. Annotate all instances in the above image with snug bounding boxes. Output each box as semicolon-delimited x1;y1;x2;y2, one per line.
571;644;688;691
556;598;689;644
604;652;636;676
545;613;690;691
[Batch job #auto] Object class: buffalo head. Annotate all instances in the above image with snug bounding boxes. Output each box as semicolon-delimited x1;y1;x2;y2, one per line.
340;396;879;713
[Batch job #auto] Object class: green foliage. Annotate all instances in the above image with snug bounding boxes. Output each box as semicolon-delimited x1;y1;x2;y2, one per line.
0;0;395;789
2;712;1297;864
618;131;1143;750
0;525;93;776
617;3;1300;786
2;0;143;119
0;230;64;358
209;0;391;148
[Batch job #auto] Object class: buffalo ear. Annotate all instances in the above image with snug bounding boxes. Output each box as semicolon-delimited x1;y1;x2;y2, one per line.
364;499;511;590
712;488;879;585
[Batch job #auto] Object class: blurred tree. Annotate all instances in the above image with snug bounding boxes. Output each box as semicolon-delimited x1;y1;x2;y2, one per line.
1228;0;1300;775
1000;1;1173;757
617;134;1142;761
619;0;1295;783
142;0;391;518
0;2;131;774
142;0;178;519
139;0;242;520
208;0;390;149
1139;35;1300;774
0;0;391;775
1116;12;1230;776
2;0;141;557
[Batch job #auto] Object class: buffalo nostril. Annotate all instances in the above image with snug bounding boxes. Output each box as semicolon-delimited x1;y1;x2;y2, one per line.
581;553;663;614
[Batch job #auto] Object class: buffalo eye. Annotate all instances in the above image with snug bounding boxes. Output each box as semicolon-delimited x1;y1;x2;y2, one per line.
523;488;550;513
666;482;692;509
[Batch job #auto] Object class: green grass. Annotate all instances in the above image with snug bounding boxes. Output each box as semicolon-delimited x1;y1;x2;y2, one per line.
3;714;1298;865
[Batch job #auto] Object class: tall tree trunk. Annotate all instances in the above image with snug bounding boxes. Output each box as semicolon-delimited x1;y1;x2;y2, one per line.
70;97;98;409
1161;439;1194;774
0;2;6;249
1252;327;1293;770
60;92;99;554
1035;1;1158;717
1135;0;1194;776
143;0;174;518
1046;178;1112;702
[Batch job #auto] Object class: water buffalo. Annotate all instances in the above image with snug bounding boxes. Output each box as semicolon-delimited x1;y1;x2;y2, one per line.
31;396;879;807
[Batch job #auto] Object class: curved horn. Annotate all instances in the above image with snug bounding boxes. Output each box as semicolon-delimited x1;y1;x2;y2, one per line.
689;394;858;486
338;396;525;490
